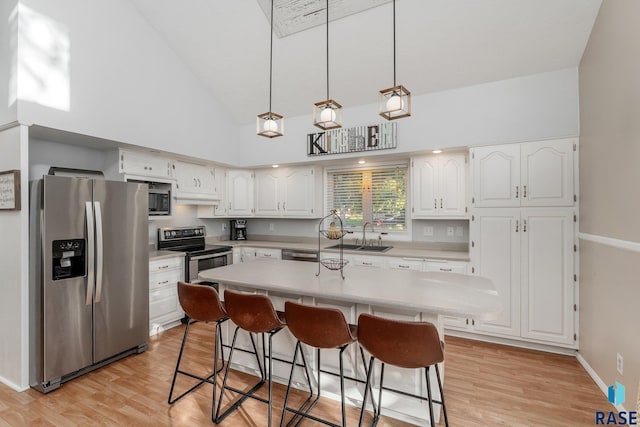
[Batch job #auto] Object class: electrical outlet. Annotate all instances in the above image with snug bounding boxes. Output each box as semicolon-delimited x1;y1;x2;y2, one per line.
269;223;275;231
423;226;434;237
456;226;463;237
447;226;454;237
221;223;227;231
617;353;623;375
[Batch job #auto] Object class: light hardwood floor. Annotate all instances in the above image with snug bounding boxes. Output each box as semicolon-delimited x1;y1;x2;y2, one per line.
0;322;609;426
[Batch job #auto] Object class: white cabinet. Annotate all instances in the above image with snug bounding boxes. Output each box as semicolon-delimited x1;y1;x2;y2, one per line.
468;208;575;346
173;161;219;203
119;149;173;179
197;167;229;217
471;139;575;208
227;170;254;216
424;260;468;274
411;153;467;218
149;256;185;335
385;257;423;271
349;254;386;268
254;166;321;218
255;248;282;260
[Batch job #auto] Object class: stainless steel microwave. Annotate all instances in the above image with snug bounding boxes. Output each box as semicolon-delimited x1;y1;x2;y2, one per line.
148;186;170;216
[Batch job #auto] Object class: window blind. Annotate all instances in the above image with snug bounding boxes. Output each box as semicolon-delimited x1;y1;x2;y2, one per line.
326;166;407;231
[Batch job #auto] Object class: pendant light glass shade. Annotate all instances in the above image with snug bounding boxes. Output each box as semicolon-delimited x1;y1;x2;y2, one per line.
313;99;342;130
257;0;283;138
313;0;342;130
379;0;411;121
257;111;284;138
379;84;411;120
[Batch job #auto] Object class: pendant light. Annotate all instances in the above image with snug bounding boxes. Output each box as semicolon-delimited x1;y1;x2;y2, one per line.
257;0;284;138
313;0;342;130
379;0;411;120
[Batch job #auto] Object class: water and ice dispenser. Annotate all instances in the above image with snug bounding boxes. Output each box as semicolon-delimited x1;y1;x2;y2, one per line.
52;239;86;280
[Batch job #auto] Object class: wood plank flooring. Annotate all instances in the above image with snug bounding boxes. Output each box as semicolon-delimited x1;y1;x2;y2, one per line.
0;322;609;426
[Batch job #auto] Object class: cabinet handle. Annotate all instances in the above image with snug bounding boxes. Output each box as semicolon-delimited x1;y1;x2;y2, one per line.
193;178;197;186
158;265;169;270
472;319;475;326
515;220;519;232
277;201;280;210
157;280;169;285
523;219;527;232
523;185;527;198
398;264;410;269
283;202;286;211
263;254;272;257
515;185;519;198
466;319;469;325
434;199;437;208
440;198;443;208
363;262;372;266
440;268;452;272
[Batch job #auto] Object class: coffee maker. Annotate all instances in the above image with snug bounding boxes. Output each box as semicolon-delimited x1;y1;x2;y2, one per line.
230;219;247;240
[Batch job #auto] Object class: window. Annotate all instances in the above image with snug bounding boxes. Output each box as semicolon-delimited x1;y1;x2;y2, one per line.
326;165;407;231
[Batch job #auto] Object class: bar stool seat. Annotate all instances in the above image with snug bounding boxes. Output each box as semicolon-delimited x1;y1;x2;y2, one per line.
215;290;286;427
357;313;449;427
168;282;228;422
280;301;367;427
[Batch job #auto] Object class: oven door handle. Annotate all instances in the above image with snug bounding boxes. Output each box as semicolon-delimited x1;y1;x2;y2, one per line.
189;251;232;261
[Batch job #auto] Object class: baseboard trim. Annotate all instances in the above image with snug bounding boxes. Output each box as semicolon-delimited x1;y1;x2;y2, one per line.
576;353;627;413
579;232;640;253
444;330;577;355
0;375;28;392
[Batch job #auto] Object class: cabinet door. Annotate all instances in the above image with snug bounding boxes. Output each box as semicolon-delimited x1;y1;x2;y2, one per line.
470;209;521;337
411;156;439;217
520;208;574;345
120;150;172;179
439;154;467;216
521;139;574;207
213;168;228;216
386;257;423;271
471;145;520;207
241;247;256;262
254;169;280;216
227;170;254;216
282;168;316;217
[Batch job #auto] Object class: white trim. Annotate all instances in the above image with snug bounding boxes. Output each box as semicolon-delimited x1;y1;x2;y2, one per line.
579;232;640;253
576;353;627;413
444;330;577;355
0;375;28;392
0;121;20;132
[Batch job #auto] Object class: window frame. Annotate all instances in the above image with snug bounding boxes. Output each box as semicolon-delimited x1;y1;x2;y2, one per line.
323;161;412;241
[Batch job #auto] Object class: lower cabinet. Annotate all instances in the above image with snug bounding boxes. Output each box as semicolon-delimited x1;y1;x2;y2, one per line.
149;256;185;335
238;247;282;262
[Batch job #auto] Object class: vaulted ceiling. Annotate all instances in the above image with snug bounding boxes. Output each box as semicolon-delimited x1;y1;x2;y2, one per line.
129;0;602;125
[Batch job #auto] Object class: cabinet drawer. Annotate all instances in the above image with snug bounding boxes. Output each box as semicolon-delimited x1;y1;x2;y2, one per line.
150;257;183;273
386;258;423;271
255;248;282;259
424;260;468;274
150;286;180;319
350;255;385;268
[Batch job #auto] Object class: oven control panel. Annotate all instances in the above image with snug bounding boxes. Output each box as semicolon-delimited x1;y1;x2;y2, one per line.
158;226;205;241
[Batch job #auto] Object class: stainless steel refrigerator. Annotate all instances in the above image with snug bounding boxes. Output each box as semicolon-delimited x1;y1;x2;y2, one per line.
30;175;149;393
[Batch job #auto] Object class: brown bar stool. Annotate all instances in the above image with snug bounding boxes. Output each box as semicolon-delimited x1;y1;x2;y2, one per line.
279;301;361;427
215;290;286;427
168;282;228;421
357;313;449;427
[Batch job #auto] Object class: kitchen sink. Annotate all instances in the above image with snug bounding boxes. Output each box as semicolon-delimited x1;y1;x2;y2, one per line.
325;243;393;252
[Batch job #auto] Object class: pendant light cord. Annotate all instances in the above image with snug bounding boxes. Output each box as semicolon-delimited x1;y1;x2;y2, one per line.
393;0;396;86
326;0;330;100
269;0;274;114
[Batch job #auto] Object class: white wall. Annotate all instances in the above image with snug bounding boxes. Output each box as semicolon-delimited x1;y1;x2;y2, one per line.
0;0;18;126
0;124;29;390
15;0;238;165
238;68;580;167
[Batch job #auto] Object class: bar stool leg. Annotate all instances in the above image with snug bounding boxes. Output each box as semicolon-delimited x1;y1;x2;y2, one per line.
359;346;378;419
425;367;436;427
339;346;348;427
359;356;381;427
435;364;449;427
168;319;191;404
268;332;274;427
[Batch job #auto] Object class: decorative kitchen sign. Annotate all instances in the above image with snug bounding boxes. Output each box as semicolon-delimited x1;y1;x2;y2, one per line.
0;170;21;211
307;122;396;157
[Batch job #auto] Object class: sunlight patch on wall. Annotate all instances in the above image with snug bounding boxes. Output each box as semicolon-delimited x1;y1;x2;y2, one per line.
8;4;18;108
17;4;70;112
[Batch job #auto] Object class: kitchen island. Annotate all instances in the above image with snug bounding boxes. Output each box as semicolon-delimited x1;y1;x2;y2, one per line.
200;259;500;425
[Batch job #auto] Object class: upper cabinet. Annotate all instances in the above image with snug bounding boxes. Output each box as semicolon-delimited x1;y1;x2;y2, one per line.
119;149;173;179
411;153;467;218
227;169;254;216
173;161;220;204
471;139;575;208
254;166;322;218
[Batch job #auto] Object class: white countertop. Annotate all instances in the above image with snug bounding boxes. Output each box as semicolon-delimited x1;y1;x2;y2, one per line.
199;259;500;320
218;239;470;262
149;250;185;261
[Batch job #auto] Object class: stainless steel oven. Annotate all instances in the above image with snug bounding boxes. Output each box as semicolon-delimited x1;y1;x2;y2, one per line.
157;226;232;283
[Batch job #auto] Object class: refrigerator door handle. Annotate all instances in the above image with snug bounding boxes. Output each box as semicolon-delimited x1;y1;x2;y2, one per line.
94;201;104;303
85;201;95;305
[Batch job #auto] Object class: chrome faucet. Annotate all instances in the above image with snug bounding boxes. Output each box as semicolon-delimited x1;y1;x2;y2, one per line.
362;222;374;246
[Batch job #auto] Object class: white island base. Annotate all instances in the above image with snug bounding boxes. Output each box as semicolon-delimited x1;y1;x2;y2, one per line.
200;259;500;425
